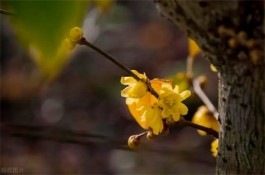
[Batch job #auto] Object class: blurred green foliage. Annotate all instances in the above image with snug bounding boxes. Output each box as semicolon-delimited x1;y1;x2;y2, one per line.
4;0;89;79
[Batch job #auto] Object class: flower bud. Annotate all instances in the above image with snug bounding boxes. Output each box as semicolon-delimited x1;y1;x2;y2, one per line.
128;135;140;150
69;27;83;42
146;131;156;141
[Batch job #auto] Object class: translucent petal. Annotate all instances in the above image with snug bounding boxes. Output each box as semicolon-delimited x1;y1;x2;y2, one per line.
125;98;135;105
120;77;136;85
121;87;130;97
140;106;163;135
128;82;147;98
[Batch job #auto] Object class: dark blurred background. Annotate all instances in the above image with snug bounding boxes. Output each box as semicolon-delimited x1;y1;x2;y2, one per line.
1;0;218;174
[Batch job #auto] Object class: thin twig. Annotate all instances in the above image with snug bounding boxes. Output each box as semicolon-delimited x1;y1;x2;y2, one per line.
179;117;219;138
192;78;220;122
1;123;216;160
186;56;194;78
0;9;15;16
79;38;159;98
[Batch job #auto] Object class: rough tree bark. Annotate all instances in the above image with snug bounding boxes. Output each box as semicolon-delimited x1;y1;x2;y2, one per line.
154;0;264;174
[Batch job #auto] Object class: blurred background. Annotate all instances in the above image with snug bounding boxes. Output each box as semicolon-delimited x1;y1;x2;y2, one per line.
1;0;218;174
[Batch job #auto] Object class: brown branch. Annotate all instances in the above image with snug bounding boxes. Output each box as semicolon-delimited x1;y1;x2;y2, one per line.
179;117;219;138
1;123;215;161
79;38;159;98
0;9;15;16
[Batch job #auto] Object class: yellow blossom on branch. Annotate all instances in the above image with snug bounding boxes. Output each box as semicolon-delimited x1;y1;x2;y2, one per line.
158;83;191;122
121;71;191;135
192;106;219;136
126;78;172;135
211;139;219;157
120;70;148;98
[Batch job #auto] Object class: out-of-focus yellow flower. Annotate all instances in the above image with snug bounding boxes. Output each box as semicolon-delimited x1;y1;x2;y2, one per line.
188;38;201;59
210;64;217;72
158;83;191;122
95;0;114;13
139;104;163;135
192;106;219;136
211;139;219;157
121;70;147;98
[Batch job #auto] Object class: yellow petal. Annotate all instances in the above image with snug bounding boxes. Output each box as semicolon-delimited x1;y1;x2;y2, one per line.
172;111;180;121
128;102;148;129
173;85;180;94
180;90;191;101
128;81;147;98
125;98;135;105
131;70;147;80
121;87;131;97
141;106;163;135
192;106;219;136
211;139;219;157
120;77;136;85
188;38;201;58
179;103;188;115
210;64;218;72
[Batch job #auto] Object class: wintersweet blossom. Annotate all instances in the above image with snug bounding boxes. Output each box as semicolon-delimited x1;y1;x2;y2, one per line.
211;139;219;157
125;79;172;131
121;70;147;98
192;106;219;136
158;83;191;122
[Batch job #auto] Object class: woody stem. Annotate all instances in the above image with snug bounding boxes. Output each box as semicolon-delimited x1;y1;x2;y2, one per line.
79;38;159;98
179;117;219;138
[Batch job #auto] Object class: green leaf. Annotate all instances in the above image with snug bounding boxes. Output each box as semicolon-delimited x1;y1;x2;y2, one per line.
4;0;89;80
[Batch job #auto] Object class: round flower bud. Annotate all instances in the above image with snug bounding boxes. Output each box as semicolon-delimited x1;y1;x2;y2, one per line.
146;131;155;141
128;135;140;150
228;38;239;48
69;27;83;42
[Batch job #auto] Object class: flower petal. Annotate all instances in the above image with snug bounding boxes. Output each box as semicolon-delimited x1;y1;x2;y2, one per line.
179;103;188;115
173;85;180;94
121;77;136;85
180;90;191;101
121;87;131;97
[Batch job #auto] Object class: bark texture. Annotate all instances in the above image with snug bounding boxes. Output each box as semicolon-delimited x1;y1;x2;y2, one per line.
154;0;265;174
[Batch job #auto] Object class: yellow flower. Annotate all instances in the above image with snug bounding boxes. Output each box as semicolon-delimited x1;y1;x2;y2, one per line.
125;78;171;131
211;139;219;157
192;106;219;136
121;70;148;98
139;104;163;135
158;83;191;122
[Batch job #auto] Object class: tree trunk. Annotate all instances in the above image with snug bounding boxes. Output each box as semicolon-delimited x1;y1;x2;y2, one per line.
154;0;264;174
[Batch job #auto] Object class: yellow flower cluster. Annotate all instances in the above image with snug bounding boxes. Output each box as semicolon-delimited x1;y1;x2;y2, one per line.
121;70;191;135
